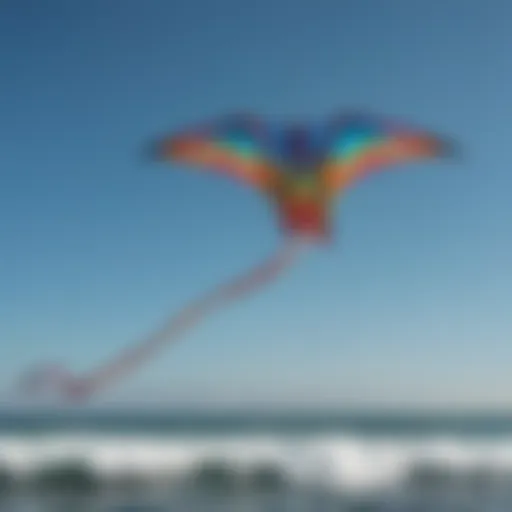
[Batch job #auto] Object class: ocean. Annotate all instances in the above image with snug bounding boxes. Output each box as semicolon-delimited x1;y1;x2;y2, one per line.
1;409;512;511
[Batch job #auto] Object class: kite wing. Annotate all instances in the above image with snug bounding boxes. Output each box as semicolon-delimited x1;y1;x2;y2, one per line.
321;112;455;193
157;114;279;191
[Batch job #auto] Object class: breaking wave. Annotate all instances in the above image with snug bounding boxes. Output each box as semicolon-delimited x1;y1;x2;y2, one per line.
2;433;512;495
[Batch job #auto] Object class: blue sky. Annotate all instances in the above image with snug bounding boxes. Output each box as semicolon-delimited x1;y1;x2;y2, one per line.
1;0;511;409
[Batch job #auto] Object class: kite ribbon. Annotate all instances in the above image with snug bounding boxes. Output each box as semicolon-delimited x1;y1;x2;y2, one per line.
18;236;307;403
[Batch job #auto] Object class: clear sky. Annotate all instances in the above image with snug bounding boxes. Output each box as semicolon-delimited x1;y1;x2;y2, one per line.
1;0;511;409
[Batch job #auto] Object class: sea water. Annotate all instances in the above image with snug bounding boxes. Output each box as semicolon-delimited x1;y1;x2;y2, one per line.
1;409;512;511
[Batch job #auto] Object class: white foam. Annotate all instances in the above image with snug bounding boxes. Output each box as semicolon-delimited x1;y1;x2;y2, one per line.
2;434;512;492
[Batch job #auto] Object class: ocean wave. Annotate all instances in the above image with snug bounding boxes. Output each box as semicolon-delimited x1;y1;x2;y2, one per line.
2;434;512;495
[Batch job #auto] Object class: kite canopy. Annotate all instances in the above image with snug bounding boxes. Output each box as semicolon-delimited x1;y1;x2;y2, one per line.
157;112;455;240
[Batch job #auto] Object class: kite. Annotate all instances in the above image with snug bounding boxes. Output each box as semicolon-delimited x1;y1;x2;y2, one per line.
17;111;455;403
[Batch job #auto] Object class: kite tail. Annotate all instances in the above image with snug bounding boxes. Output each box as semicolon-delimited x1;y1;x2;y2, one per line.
17;236;307;403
